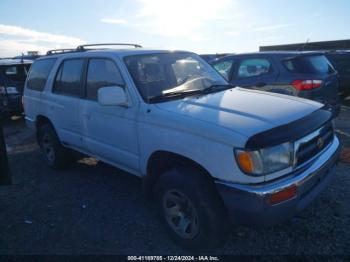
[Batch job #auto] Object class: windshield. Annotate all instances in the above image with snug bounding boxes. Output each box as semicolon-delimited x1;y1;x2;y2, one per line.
124;52;228;102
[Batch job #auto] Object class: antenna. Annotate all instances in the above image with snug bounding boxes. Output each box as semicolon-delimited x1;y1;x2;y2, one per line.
301;38;310;51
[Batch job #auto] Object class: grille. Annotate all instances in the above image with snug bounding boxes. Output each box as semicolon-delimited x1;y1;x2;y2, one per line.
296;122;334;166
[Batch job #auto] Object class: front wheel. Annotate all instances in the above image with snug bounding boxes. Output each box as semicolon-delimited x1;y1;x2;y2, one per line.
154;167;228;249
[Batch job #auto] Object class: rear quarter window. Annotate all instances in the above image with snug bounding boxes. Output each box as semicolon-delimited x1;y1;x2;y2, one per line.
283;55;335;75
27;59;56;91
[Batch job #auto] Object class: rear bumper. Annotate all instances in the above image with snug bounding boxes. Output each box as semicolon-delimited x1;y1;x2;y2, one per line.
215;136;341;227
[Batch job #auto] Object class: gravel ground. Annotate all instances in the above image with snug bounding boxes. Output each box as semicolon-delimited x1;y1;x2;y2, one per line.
0;104;350;255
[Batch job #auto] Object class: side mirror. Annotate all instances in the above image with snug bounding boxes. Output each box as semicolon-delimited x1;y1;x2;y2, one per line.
98;86;128;106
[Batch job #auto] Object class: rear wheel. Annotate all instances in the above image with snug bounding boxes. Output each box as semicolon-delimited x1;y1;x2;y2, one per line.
38;124;70;169
155;167;228;249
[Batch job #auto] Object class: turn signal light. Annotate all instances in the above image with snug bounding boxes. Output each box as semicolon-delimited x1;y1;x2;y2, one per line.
270;185;297;204
236;151;254;173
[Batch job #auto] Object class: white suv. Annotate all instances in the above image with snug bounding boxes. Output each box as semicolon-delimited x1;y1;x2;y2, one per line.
24;44;341;248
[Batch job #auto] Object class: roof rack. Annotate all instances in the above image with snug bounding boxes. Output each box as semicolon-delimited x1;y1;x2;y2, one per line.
76;43;142;51
46;48;77;55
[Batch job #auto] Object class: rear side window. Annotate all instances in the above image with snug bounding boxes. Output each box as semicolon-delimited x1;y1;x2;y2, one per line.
237;58;271;78
212;59;235;80
54;59;84;97
27;59;56;91
283;55;335;75
86;59;124;100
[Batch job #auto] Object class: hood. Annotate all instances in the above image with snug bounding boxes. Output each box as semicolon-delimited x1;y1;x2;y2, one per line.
155;87;323;139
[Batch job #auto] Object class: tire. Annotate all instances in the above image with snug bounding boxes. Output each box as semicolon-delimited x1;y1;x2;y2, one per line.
38;124;70;169
154;167;228;249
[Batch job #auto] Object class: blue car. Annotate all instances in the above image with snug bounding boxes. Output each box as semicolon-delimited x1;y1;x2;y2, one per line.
210;51;341;117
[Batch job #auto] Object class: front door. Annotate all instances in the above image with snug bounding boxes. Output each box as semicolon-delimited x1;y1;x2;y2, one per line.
80;58;139;173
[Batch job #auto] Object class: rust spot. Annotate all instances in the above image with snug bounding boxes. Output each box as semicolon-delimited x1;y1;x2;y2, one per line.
340;147;350;164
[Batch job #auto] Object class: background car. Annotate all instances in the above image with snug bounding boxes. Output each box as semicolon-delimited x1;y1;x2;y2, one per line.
210;51;341;117
324;50;350;98
0;58;32;116
200;53;231;63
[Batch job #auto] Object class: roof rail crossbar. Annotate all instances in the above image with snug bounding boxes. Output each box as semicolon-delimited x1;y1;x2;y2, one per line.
76;43;142;51
46;48;77;55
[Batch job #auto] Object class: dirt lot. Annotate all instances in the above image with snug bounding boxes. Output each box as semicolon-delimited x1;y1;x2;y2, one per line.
1;102;350;255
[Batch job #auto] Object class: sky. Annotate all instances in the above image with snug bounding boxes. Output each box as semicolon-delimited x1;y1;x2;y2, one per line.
0;0;349;57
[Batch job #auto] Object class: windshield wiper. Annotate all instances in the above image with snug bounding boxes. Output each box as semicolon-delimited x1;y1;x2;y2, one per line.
148;84;235;103
149;89;203;103
201;84;235;94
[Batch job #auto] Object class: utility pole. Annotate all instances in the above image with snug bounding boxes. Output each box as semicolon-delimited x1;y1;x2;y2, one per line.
0;107;11;185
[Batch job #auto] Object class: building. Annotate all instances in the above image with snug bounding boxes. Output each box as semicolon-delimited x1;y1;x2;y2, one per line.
260;39;350;51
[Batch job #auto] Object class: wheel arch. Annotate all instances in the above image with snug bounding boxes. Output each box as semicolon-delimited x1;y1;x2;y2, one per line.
144;150;216;197
35;115;55;142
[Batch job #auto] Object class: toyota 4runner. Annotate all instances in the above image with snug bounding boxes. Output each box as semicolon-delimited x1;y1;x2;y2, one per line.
23;44;341;249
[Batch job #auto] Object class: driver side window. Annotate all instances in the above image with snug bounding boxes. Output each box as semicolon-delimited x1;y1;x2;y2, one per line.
213;59;235;80
86;59;125;101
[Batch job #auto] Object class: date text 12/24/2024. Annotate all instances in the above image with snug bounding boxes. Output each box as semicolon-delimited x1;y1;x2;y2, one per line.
127;256;220;261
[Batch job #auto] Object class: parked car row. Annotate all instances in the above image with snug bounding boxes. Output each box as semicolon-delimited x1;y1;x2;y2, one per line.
2;49;349;118
23;43;340;249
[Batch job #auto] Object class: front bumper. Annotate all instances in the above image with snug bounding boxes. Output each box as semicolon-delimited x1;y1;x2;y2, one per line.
216;136;341;227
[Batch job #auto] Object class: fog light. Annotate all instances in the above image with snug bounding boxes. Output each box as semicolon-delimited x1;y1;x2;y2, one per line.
270;185;297;205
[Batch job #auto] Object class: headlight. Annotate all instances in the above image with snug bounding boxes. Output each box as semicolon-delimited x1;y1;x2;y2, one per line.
235;142;294;176
0;86;19;95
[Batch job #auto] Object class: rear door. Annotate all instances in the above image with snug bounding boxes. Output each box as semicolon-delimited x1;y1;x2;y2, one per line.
47;58;85;150
231;57;279;92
